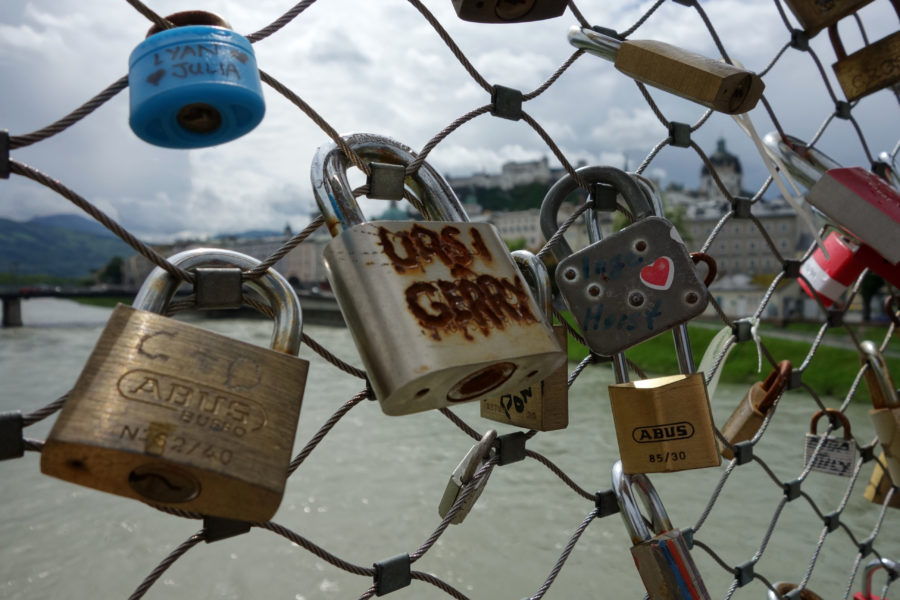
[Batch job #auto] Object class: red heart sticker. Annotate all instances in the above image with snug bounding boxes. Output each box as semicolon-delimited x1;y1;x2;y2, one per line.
640;256;674;290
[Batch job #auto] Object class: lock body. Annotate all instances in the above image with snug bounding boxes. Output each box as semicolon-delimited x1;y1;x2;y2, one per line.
870;407;900;483
481;323;568;430
799;232;867;307
630;530;709;600
323;221;564;415
556;216;709;356
832;31;900;101
864;452;900;508
783;0;874;35
451;0;567;22
438;430;496;524
609;373;720;474
41;305;308;521
807;167;900;265
719;381;767;459
128;24;265;148
804;409;856;477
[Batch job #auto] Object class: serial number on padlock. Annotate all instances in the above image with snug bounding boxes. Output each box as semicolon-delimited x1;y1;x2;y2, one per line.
648;451;688;463
120;424;235;465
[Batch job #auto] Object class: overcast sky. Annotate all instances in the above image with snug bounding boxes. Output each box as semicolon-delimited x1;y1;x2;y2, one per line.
1;0;897;241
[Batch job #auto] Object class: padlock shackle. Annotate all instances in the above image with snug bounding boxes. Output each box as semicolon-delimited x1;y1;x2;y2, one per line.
861;557;899;598
512;250;552;319
756;360;792;414
145;10;232;37
828;0;900;61
767;583;824;600
133;248;302;355
809;408;852;439
311;132;467;238
762;132;842;190
568;26;621;61
539;165;653;263
611;460;673;545
860;340;900;409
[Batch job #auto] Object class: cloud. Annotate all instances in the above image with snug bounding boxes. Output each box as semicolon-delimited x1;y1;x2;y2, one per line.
1;0;897;242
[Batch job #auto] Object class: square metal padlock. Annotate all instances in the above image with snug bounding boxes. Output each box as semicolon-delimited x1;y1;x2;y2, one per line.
556;216;709;356
804;409;856;477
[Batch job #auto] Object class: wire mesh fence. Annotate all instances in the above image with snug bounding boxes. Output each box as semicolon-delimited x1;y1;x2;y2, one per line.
1;0;899;598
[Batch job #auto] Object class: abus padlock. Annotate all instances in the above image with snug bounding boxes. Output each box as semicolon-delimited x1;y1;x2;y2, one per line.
569;26;764;114
804;408;857;477
861;341;900;485
829;15;900;101
782;0;874;36
612;460;711;600
312;132;564;416
719;361;792;459
438;429;497;524
41;248;309;521
451;0;568;23
545;166;714;356
854;557;899;600
128;10;265;148
608;332;720;474
481;251;568;431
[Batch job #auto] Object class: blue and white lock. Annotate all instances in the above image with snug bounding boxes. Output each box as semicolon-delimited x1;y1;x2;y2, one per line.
128;11;265;149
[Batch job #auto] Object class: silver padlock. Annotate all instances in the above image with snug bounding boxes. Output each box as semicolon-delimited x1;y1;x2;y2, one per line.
542;165;713;356
612;460;711;599
312;132;565;416
804;408;857;477
438;429;497;524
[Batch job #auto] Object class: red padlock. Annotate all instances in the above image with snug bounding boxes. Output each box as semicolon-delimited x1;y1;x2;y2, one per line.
853;557;898;600
800;232;900;307
807;167;900;265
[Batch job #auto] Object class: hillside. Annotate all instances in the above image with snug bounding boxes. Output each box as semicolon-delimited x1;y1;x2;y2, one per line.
0;215;134;279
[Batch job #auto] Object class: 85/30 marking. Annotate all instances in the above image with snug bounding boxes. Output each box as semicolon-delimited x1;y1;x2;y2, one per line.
648;451;687;463
120;424;234;465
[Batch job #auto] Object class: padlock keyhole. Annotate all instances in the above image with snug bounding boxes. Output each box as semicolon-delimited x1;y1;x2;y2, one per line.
495;0;536;20
177;103;223;134
447;362;517;402
129;464;201;503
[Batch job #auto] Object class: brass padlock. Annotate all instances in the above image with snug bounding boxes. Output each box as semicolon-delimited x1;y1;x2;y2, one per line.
782;0;874;36
312;132;564;416
612;460;711;600
804;408;857;477
861;341;900;484
41;248;309;521
864;451;900;508
829;18;900;101
481;250;568;431
608;327;720;474
768;583;824;600
569;26;764;114
719;361;792;459
438;429;497;524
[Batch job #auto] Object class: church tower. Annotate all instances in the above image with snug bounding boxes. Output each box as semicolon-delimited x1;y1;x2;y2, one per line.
699;138;742;204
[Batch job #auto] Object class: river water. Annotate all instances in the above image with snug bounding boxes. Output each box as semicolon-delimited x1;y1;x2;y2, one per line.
1;299;897;599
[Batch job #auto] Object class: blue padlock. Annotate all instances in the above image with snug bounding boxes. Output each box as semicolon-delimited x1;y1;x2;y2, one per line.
128;11;265;149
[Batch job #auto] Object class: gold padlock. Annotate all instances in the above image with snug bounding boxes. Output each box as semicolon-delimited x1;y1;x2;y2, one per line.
782;0;874;36
860;340;900;485
864;452;900;508
608;326;720;474
481;250;568;431
719;361;792;459
41;248;309;522
829;23;900;101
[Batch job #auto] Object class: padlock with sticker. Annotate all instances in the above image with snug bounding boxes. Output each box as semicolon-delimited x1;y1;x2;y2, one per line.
481;251;568;431
451;0;568;23
719;361;791;459
438;430;497;524
861;341;900;488
569;26;764;114
612;460;711;600
128;11;265;148
804;408;857;477
312;133;564;416
545;165;714;357
829;6;900;102
853;557;899;600
41;249;309;521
